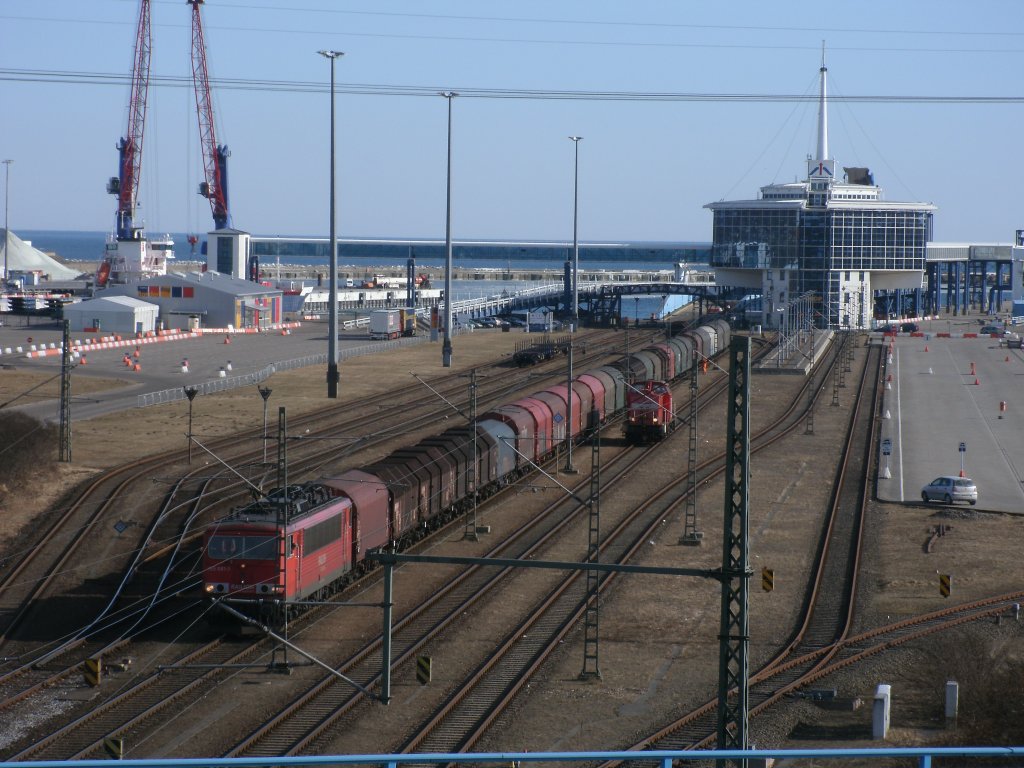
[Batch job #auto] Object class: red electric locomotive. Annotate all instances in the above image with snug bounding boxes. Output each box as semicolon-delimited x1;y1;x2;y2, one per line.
624;380;673;444
202;476;389;622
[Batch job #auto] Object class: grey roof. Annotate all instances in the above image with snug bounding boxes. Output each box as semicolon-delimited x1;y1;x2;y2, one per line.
72;295;158;310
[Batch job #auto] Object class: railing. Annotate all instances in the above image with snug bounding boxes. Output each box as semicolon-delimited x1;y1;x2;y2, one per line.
136;336;429;408
9;746;1023;768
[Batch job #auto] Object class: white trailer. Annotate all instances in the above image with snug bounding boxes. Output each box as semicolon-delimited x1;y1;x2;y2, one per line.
370;308;402;340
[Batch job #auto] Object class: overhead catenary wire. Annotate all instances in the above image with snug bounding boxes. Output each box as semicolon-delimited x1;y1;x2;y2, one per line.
1;67;1023;103
5;11;1024;53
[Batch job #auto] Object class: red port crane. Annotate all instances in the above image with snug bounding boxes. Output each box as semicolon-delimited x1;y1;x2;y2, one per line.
189;0;231;231
107;0;152;242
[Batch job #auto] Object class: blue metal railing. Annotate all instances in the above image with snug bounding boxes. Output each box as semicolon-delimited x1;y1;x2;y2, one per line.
5;747;1023;768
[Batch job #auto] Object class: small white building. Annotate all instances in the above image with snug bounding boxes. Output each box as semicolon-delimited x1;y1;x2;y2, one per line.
63;295;159;335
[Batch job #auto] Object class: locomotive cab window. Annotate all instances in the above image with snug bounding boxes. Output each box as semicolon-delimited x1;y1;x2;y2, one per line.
208;535;278;560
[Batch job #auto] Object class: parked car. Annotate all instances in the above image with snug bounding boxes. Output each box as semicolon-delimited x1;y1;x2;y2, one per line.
875;324;898;334
921;476;977;505
979;324;1003;335
900;322;920;333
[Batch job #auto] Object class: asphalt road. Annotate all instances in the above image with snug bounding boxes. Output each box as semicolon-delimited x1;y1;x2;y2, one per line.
0;319;403;423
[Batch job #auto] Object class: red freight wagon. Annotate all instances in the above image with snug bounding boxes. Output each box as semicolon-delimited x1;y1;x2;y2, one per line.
321;470;391;560
480;405;536;466
576;373;608;425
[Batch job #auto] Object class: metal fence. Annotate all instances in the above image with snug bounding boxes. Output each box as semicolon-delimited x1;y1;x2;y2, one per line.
136;336;428;408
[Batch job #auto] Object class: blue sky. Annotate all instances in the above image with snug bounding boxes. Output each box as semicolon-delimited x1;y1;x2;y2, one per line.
2;1;1022;243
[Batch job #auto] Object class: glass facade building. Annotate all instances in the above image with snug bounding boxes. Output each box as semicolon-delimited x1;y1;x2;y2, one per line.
709;202;934;328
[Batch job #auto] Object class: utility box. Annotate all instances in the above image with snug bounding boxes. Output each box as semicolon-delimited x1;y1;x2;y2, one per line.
370;309;402;340
873;684;892;740
945;680;959;722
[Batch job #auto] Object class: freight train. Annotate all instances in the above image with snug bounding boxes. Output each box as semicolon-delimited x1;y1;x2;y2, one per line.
202;318;730;623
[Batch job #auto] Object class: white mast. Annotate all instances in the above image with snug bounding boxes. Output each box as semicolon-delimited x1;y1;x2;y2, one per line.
816;43;829;163
807;42;835;188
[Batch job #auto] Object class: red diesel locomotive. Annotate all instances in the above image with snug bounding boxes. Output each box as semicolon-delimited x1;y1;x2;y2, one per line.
623;380;674;443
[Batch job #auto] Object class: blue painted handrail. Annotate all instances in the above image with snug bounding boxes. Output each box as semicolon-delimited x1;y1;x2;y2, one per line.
4;746;1023;768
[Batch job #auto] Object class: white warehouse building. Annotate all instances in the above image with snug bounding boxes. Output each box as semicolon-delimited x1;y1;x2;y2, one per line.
63;295;159;335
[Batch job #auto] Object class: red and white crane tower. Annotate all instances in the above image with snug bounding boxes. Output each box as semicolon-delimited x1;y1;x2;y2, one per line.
100;0;174;286
189;0;232;232
108;0;151;242
99;0;237;286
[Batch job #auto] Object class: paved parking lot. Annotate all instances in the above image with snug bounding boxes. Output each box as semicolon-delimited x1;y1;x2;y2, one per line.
876;333;1024;514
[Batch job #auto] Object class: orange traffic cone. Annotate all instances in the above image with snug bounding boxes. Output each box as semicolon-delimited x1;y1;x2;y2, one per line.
924;345;929;352
133;362;141;372
80;354;88;365
224;335;232;344
974;377;980;385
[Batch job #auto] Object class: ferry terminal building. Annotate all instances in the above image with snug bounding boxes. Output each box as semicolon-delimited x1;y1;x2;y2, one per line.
704;57;1024;330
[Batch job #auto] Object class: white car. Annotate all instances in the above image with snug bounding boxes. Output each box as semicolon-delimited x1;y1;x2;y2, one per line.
921;476;977;505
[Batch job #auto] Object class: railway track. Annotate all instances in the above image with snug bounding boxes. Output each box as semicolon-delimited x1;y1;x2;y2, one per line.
0;326;676;756
190;338;811;757
392;336;847;757
3;329;737;760
594;338;881;758
207;338;758;757
0;328;627;664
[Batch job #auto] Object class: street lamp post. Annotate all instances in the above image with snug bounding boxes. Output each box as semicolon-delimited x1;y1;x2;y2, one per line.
634;297;640;328
440;91;457;368
184;387;199;464
569;137;582;331
258;386;273;463
318;50;344;398
2;159;11;287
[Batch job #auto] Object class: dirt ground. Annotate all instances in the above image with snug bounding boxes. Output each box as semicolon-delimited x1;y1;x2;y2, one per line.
3;327;1023;758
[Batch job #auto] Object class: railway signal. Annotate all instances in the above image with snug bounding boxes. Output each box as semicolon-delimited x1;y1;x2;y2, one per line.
939;573;952;598
761;567;775;593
